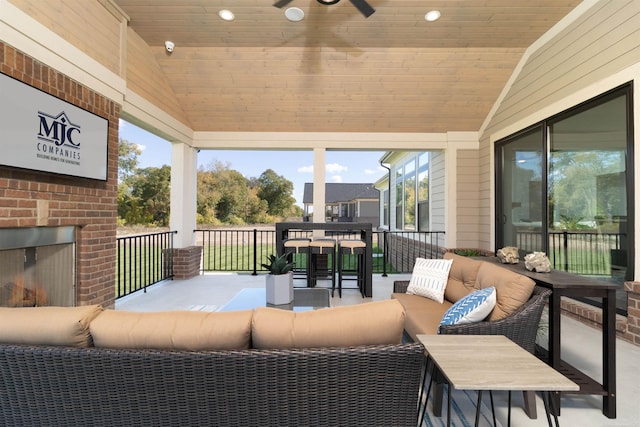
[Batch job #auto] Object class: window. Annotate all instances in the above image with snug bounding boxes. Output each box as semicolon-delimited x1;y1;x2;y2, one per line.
403;159;416;230
418;153;429;231
395;167;403;229
496;84;633;314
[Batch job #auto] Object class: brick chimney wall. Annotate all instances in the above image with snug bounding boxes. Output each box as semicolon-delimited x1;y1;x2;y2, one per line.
0;41;120;308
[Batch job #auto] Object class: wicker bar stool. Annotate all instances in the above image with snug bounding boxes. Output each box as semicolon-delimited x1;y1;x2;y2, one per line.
283;238;311;286
337;239;366;297
308;238;336;291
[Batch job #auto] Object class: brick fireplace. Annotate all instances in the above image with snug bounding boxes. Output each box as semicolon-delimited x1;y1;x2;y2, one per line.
0;42;119;308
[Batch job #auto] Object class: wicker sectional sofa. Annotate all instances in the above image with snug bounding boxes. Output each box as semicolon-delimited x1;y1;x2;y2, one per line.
0;300;424;427
391;252;551;418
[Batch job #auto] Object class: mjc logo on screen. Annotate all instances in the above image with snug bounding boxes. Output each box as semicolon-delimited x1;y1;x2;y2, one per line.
36;111;81;162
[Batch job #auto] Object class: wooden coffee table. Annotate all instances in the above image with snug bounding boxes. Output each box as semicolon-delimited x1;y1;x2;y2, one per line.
219;287;331;312
417;335;579;427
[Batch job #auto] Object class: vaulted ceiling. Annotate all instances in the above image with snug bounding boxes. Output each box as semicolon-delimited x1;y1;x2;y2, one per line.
113;0;580;133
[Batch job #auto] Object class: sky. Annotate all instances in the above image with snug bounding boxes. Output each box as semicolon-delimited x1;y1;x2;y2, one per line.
119;120;388;207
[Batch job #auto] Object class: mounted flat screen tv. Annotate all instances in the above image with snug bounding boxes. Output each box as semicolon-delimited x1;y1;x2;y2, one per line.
0;73;108;181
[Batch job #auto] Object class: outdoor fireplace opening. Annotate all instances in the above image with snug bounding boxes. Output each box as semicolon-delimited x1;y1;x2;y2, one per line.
0;227;76;307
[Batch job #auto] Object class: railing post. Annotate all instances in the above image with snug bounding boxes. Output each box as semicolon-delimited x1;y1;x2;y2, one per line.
252;229;258;275
563;230;569;272
382;231;388;277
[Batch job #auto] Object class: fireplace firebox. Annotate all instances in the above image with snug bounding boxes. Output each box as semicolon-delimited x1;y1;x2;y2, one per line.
0;226;76;307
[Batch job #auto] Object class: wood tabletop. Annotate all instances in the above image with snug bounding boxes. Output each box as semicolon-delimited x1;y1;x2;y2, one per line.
417;335;579;392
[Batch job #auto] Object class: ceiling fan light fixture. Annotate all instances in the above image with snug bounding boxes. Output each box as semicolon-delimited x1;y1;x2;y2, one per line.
425;10;441;22
285;7;305;22
218;10;235;21
317;0;341;5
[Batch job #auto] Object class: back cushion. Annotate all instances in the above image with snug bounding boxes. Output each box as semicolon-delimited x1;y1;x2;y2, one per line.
476;262;535;320
90;309;253;350
252;299;405;349
443;252;482;303
0;305;103;347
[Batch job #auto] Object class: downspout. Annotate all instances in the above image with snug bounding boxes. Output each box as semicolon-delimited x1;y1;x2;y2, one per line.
379;160;391;277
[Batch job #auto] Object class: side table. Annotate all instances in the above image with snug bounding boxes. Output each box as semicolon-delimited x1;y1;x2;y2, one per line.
417;335;578;427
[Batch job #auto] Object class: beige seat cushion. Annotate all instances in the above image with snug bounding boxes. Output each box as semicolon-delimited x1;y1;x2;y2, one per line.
476;262;535;320
443;252;482;303
0;305;103;347
90;309;253;350
251;299;405;349
392;293;451;339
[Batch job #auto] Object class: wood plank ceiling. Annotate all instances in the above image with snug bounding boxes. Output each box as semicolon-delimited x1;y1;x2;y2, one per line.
113;0;581;133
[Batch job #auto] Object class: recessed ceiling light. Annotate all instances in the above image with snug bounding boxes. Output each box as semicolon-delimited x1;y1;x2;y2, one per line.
218;10;235;21
425;10;441;22
285;7;305;22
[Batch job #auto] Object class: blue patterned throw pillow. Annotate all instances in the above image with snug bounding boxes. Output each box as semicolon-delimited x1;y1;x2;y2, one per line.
439;286;496;327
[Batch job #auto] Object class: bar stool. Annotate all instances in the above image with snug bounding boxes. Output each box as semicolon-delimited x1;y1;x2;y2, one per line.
308;238;336;291
337;239;366;298
283;238;311;286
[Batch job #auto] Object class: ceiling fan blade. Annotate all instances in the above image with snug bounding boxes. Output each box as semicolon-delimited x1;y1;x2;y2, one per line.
273;0;294;8
348;0;375;17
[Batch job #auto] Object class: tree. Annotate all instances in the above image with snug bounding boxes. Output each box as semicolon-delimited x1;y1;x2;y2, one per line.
255;169;296;216
128;165;171;226
118;138;141;182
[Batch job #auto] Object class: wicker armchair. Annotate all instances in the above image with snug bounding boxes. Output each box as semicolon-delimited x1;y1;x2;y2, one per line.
394;281;550;353
394;281;551;418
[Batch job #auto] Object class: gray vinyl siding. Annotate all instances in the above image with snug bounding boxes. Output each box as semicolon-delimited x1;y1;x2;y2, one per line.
478;0;640;252
430;151;446;234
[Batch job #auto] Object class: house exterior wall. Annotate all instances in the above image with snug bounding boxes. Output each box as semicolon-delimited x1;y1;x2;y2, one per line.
0;41;120;308
429;150;445;234
479;1;640;344
456;149;481;249
480;0;640;253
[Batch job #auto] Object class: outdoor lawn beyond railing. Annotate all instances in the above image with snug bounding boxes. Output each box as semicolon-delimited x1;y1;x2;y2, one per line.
115;227;626;300
195;229;447;276
116;231;177;298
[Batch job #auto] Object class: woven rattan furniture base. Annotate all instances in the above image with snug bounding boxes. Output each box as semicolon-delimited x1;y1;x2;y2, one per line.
0;342;425;426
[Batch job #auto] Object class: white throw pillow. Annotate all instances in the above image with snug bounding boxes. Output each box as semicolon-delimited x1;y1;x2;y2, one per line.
406;258;453;303
439;286;496;327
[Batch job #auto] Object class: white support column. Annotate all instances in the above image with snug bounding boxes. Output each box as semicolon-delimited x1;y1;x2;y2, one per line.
170;142;198;248
444;147;458;249
313;148;326;238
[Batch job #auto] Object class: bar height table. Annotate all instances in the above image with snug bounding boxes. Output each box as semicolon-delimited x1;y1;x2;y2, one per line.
481;257;618;418
275;222;373;297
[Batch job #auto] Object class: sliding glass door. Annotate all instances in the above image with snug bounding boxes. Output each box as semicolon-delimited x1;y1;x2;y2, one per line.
496;84;633;313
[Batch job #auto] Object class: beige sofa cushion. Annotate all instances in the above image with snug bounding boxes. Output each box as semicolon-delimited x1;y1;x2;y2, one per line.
251;299;405;349
90;309;253;350
391;292;451;339
0;305;103;347
476;262;535;321
443;252;482;303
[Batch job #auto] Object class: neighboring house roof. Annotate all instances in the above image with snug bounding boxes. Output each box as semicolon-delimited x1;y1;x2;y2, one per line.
303;183;379;204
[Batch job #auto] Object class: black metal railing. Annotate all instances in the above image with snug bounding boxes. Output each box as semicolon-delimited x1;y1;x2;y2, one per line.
195;228;447;275
516;230;626;276
116;231;177;298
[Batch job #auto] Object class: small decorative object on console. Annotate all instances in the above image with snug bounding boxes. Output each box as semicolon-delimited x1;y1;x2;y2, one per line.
524;251;551;273
497;246;519;264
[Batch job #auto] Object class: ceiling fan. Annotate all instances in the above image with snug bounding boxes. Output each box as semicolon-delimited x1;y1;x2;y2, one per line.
274;0;375;18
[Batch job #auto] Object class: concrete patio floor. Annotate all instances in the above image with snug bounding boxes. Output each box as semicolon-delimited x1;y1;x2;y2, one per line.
116;272;640;427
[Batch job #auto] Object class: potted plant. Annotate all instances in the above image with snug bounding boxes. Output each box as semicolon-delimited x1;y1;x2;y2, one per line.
261;253;295;305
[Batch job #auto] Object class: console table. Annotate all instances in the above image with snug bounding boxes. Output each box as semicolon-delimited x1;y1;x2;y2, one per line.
482;257;618;418
275;222;373;297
